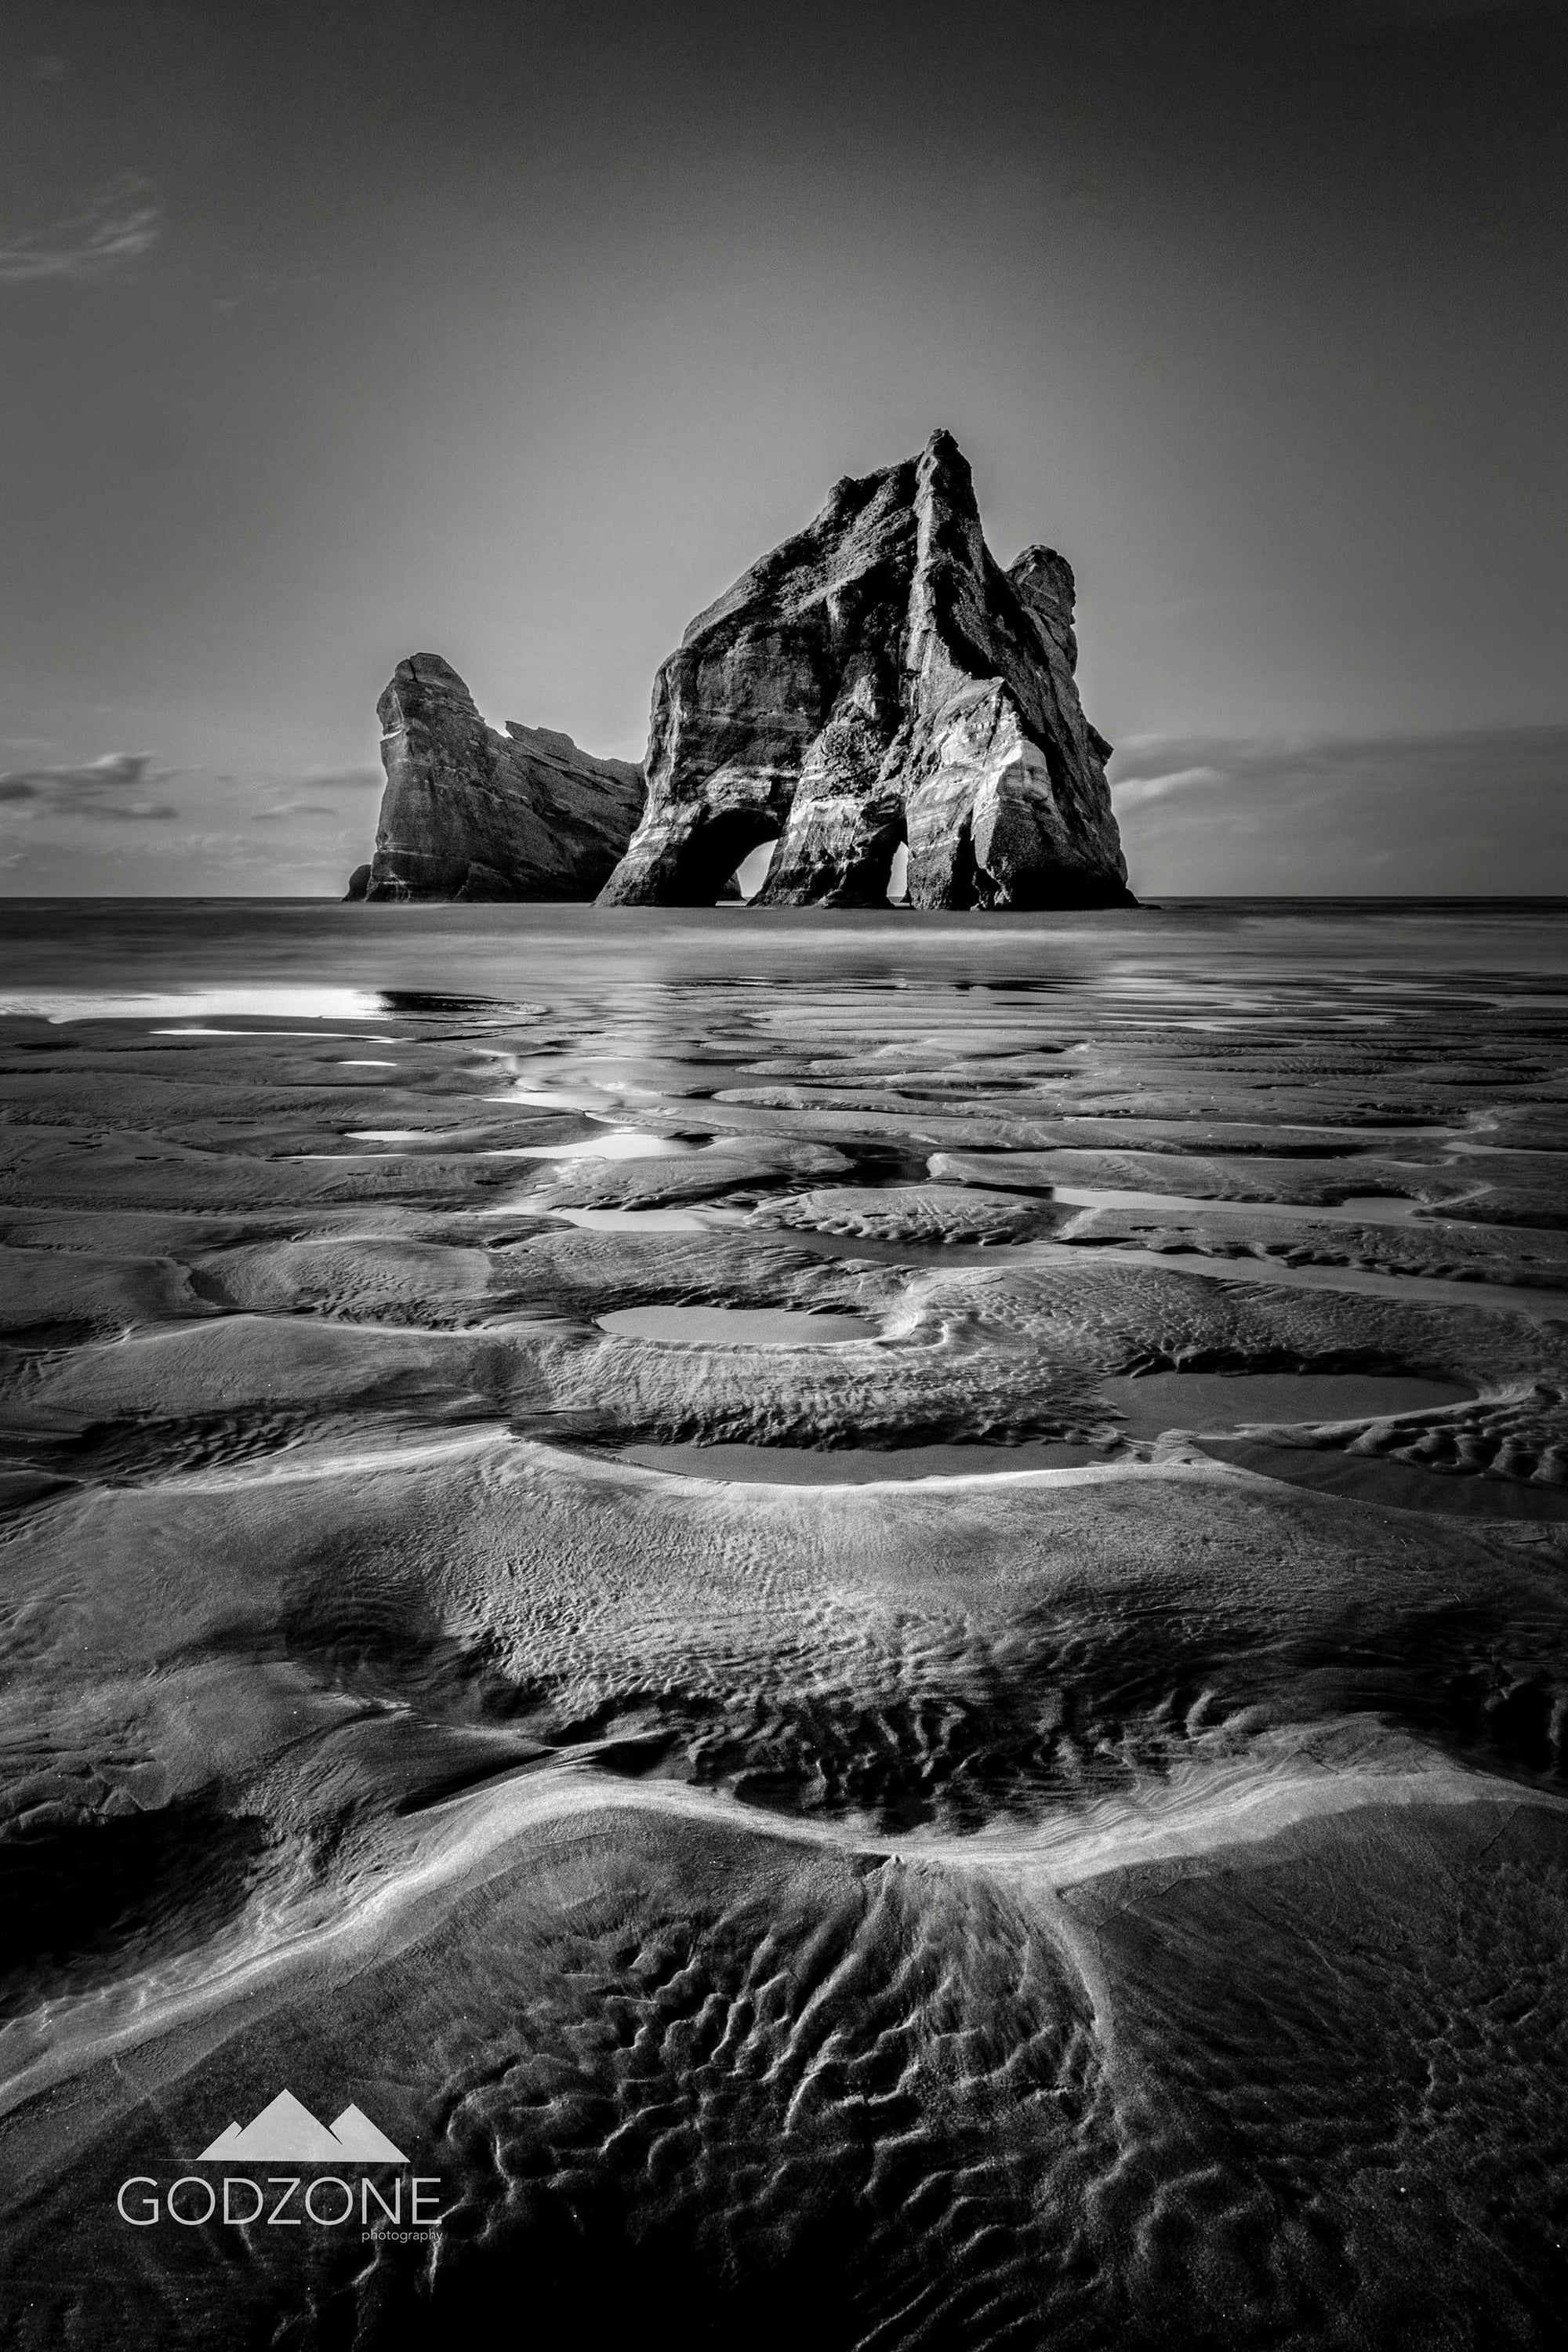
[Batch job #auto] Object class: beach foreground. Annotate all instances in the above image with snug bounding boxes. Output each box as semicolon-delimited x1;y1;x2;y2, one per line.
2;901;1566;2350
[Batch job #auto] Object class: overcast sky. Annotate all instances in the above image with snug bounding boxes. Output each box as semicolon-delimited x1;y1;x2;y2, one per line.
2;0;1563;896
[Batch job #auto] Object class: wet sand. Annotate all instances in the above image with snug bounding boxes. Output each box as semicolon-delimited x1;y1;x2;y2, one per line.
1;898;1566;2350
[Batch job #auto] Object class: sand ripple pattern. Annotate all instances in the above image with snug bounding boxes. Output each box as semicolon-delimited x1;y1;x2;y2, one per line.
2;906;1566;2348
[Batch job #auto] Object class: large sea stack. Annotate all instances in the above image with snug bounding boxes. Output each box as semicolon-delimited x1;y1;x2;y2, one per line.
599;429;1133;909
348;654;644;902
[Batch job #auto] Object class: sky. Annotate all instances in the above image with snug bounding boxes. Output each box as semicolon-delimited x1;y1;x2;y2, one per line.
1;0;1563;898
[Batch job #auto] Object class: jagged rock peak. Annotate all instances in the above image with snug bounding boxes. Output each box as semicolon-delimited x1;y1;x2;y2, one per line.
347;654;644;902
598;429;1133;909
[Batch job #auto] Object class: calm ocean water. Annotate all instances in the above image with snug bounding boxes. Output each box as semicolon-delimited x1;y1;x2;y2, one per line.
2;898;1566;1020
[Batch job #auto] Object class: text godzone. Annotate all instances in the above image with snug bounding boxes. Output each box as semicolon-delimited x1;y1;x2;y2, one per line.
117;2175;445;2227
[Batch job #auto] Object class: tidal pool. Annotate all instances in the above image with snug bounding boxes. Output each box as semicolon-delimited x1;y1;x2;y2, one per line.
514;1126;702;1161
615;1439;1109;1483
1199;1437;1568;1519
1;987;391;1023
597;1305;880;1345
549;1206;728;1233
1051;1184;1423;1225
1096;1369;1475;1437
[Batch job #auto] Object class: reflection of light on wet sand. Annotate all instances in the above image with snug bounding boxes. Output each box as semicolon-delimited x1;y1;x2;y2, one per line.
547;1206;729;1233
514;1127;704;1160
1052;1183;1423;1225
486;1084;609;1109
3;987;391;1024
151;1027;401;1040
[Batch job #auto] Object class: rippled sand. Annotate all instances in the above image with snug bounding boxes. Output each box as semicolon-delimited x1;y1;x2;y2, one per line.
2;900;1566;2350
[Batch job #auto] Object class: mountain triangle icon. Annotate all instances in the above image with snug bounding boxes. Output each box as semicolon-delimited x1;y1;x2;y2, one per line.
325;2104;410;2161
198;2090;408;2164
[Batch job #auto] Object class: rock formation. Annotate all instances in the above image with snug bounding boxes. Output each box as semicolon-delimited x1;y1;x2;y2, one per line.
348;654;644;902
599;429;1133;909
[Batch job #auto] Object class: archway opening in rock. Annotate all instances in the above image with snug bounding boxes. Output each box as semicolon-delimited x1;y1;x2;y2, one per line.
731;837;779;902
737;815;907;909
648;808;781;906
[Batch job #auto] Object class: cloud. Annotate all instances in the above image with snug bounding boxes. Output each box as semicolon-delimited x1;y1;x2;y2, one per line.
0;752;178;820
0;174;162;285
251;770;381;822
1109;726;1568;895
291;768;382;793
0;757;386;894
1109;764;1229;811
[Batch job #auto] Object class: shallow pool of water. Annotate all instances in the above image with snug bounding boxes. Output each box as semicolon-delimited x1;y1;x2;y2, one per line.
4;988;392;1024
1097;1370;1474;1438
597;1305;880;1346
550;1206;729;1233
1052;1184;1422;1225
514;1126;703;1161
614;1439;1110;1483
151;1027;401;1040
1058;1243;1568;1320
1196;1437;1568;1520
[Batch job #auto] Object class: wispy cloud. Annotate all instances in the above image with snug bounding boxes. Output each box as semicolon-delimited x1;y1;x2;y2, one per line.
0;759;384;893
0;174;163;285
292;768;381;794
1109;726;1568;895
250;769;381;822
0;753;178;820
1109;764;1229;811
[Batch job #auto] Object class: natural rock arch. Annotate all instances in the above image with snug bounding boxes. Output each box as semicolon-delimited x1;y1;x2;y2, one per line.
599;431;1133;912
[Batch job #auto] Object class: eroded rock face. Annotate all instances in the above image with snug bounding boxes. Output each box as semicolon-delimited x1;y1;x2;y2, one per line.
600;430;1133;909
358;654;644;902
